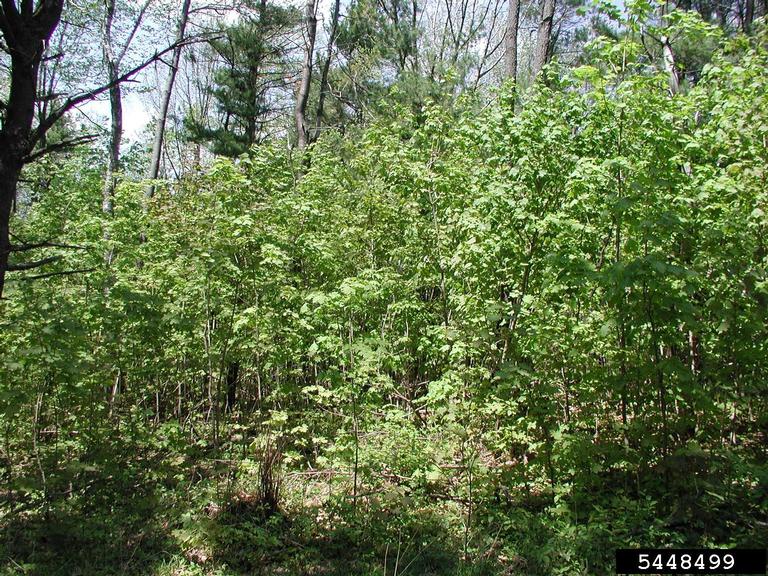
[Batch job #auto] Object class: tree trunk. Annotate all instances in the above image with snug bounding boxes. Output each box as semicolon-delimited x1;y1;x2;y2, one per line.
0;2;61;298
531;0;556;79
661;36;679;94
715;0;728;27
103;73;122;215
744;0;754;30
505;0;520;82
226;361;239;413
102;0;121;216
146;0;192;197
295;0;318;149
411;0;419;71
313;0;341;140
0;167;17;299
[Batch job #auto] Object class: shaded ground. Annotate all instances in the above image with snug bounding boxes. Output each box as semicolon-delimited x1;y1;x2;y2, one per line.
1;441;766;576
0;445;500;576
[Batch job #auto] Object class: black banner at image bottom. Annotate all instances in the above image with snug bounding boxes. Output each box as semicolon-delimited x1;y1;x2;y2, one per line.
615;549;766;574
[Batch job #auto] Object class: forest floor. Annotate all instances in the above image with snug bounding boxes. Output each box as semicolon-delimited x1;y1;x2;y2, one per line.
2;433;766;576
0;444;508;576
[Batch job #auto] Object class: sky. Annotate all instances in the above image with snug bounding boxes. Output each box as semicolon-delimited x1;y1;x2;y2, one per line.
74;0;332;145
81;94;152;142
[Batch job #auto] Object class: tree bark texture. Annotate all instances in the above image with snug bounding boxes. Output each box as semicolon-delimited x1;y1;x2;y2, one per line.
102;0;121;214
146;0;192;196
504;0;520;82
314;0;341;140
0;1;65;299
295;0;317;149
531;0;556;79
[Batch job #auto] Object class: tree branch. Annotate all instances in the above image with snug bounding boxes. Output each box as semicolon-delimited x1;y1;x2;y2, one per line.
116;0;153;65
0;0;19;22
35;91;64;102
23;133;98;163
7;256;61;271
18;267;97;281
41;50;63;62
10;240;87;251
31;36;204;151
33;0;66;34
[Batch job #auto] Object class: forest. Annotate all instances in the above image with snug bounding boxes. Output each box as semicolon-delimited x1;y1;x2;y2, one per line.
0;0;766;574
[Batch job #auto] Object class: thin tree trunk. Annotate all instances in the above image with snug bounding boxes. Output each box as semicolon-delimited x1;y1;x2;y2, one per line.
313;0;341;140
411;0;419;71
103;73;122;215
146;0;192;197
504;0;520;82
102;0;121;216
744;0;754;30
102;0;153;203
661;36;679;94
531;0;556;79
295;0;318;149
226;361;239;413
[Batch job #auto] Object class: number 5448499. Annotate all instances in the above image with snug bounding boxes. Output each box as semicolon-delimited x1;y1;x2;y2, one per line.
616;548;765;574
637;552;734;571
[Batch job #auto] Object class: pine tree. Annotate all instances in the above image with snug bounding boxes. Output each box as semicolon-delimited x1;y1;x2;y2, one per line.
186;0;298;156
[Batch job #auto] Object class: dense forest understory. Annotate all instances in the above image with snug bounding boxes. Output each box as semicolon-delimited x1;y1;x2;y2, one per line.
1;1;767;574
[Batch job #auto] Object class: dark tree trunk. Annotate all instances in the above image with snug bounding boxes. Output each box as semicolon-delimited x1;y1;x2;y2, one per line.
715;0;728;27
696;0;713;22
0;1;64;298
226;361;239;413
744;0;754;30
411;0;419;71
0;168;18;299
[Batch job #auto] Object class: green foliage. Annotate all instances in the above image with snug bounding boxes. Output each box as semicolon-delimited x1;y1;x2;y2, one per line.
2;17;768;576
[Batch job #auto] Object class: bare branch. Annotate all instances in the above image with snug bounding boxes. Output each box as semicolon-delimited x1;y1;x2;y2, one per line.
10;240;88;252
35;92;64;102
116;0;154;66
18;267;97;281
23;133;99;163
31;36;208;151
7;256;61;272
